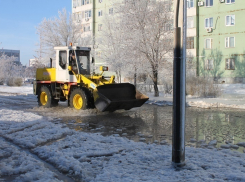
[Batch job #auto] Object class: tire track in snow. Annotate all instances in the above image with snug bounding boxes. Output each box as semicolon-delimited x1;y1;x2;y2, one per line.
0;136;76;182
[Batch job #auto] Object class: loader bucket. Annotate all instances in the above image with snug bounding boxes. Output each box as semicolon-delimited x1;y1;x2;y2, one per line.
93;83;149;112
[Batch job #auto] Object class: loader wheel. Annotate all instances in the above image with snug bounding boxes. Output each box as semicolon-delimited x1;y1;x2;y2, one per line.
69;88;88;110
38;86;52;107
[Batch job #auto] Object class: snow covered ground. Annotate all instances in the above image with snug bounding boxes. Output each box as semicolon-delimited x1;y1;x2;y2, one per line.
0;85;33;95
147;84;245;109
0;85;245;181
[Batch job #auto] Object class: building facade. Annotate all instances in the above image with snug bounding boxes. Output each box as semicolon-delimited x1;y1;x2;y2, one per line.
187;0;245;83
72;0;121;65
72;0;93;43
0;49;20;63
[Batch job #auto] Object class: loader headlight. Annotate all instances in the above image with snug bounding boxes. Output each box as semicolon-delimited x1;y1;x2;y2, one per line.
100;66;108;71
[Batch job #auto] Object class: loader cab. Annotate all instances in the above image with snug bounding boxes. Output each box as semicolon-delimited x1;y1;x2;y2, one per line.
54;46;91;82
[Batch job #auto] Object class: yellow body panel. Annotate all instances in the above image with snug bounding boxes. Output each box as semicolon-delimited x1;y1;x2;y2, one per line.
36;68;56;81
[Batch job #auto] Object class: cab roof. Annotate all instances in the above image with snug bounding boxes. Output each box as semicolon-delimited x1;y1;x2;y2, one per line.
54;46;91;51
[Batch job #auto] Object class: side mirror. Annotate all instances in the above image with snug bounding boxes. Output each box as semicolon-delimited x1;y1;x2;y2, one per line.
92;57;95;64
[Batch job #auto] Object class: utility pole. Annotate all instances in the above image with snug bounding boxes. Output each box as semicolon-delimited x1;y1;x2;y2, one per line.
172;0;186;166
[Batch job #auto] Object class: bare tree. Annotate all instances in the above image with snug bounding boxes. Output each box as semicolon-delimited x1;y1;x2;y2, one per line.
123;0;173;96
95;9;127;83
98;0;173;96
0;53;24;85
36;8;85;64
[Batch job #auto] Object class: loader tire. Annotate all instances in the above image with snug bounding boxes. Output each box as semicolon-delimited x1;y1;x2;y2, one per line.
69;88;88;110
38;86;52;108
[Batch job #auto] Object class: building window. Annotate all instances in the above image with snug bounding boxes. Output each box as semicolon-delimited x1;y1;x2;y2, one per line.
187;0;194;8
73;0;77;8
109;8;113;15
205;59;213;70
83;0;91;5
85;10;92;19
98;24;103;31
73;13;76;21
206;0;213;7
205;38;212;49
225;37;235;48
226;15;235;26
98;10;103;17
83;23;91;32
205;17;213;28
226;0;235;4
187;16;194;29
225;58;235;70
74;12;82;22
76;0;81;7
187;37;194;49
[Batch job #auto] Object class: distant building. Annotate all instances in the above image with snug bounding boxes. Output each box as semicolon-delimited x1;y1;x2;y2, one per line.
72;0;173;67
29;58;36;67
187;0;245;83
72;0;120;65
0;49;20;63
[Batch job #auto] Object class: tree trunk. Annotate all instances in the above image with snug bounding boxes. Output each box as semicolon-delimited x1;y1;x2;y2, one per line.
153;70;159;97
116;70;122;83
153;81;159;97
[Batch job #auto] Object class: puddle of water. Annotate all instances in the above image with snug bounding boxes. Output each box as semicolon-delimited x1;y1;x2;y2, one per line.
57;105;245;153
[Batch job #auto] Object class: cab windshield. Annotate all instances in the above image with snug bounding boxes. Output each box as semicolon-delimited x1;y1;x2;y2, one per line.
76;50;90;75
69;50;90;75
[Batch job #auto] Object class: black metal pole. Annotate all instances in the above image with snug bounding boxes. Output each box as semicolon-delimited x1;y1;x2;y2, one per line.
172;0;186;166
134;66;137;87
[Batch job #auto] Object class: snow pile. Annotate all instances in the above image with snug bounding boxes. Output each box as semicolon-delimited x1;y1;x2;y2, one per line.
187;101;227;109
221;84;245;95
146;100;173;106
146;84;245;109
0;138;61;182
0;85;33;95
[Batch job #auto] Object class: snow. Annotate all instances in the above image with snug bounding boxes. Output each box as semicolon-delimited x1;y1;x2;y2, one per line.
0;85;33;95
0;138;61;182
147;84;245;109
0;85;245;181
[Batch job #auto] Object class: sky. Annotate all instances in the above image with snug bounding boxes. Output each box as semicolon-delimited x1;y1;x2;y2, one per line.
0;0;72;66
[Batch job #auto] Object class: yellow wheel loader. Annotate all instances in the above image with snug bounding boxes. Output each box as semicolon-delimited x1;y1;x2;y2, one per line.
33;45;148;112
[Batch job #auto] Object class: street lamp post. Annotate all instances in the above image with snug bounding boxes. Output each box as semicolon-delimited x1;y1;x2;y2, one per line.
172;0;187;166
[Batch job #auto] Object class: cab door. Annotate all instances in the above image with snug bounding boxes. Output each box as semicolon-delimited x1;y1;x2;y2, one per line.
56;50;69;82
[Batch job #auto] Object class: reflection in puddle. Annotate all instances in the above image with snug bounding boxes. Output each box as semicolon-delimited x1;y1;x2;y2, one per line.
58;105;245;153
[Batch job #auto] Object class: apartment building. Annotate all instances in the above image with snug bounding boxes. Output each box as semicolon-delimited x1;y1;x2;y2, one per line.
72;0;119;65
72;0;93;45
188;0;245;83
